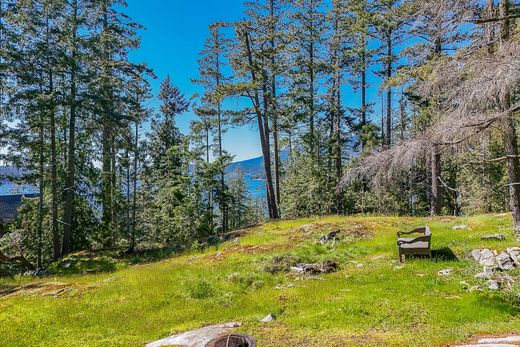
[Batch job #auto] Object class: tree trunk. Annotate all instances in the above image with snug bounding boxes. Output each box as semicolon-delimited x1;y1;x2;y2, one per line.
431;144;441;216
46;19;60;261
270;0;281;209
38;109;44;268
385;29;393;147
360;34;367;150
243;30;279;219
130;122;138;252
62;0;79;256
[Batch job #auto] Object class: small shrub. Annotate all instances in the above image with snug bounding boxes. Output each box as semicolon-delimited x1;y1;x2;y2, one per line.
188;279;215;299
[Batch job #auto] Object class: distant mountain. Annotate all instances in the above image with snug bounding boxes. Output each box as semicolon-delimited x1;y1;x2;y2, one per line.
226;151;289;179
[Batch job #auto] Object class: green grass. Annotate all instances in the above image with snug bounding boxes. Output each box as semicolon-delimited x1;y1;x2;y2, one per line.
1;214;519;346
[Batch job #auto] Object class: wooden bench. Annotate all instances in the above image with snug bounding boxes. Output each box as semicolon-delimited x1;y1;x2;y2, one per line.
397;226;432;263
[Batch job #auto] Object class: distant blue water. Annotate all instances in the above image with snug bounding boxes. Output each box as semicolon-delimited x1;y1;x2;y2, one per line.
0;179;265;198
244;174;266;199
0;181;36;196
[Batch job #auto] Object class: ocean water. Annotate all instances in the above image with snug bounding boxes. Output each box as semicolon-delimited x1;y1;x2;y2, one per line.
0;178;265;198
0;181;36;196
244;174;266;198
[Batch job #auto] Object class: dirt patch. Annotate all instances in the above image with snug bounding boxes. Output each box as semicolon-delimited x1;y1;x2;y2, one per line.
0;281;73;299
205;244;279;263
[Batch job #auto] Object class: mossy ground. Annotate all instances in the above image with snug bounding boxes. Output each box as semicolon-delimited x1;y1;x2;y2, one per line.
1;214;519;347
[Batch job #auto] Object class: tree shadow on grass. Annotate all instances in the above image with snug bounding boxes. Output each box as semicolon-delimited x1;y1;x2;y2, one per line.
405;247;459;262
432;247;459;262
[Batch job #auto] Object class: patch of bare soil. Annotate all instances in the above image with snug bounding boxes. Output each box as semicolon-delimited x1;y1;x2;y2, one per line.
205;244;279;262
0;280;96;299
0;281;73;299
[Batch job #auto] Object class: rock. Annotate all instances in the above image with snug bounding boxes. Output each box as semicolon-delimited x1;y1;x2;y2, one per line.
356;263;364;268
290;260;339;275
319;230;340;244
479;336;520;344
481;234;506;241
146;322;242;347
507;248;520;266
475;266;496;279
459;280;469;287
63;262;71;269
488;280;500;290
260;314;275;323
452;224;470;230
479;249;497;267
438;268;453;276
470;249;482;262
455;344;518;347
496;252;515;270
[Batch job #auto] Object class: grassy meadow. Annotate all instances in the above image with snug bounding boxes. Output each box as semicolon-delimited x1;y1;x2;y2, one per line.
1;214;519;347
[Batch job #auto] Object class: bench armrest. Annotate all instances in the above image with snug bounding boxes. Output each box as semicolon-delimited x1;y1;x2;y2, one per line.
397;235;431;246
397;228;426;237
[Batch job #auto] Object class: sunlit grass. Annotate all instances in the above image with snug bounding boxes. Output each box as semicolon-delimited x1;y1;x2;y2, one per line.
0;214;519;346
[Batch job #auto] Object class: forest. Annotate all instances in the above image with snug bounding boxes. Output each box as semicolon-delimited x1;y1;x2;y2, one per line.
0;0;519;271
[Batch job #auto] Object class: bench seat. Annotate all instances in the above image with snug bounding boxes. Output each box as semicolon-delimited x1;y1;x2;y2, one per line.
397;226;432;262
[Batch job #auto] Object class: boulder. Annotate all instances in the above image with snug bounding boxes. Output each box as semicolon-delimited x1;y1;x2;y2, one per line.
507;247;520;266
496;252;515;270
479;249;497;267
146;322;242;347
481;234;506;241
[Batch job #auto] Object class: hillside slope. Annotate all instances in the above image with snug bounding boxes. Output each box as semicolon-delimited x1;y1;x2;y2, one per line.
1;215;519;347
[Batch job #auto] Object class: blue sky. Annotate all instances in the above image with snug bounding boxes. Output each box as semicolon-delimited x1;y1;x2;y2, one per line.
126;0;262;161
125;0;387;162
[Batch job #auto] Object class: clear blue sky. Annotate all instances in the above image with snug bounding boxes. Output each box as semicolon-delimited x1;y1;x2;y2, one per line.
125;0;387;162
126;0;262;162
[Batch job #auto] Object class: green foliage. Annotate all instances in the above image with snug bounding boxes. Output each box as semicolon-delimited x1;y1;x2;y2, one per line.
188;279;215;299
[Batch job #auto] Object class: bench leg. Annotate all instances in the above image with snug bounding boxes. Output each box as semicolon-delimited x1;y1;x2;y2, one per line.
399;251;405;263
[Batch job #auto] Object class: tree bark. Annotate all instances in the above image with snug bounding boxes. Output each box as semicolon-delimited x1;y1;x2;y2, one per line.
243;30;279;219
431;144;442;216
270;0;281;210
62;0;79;256
385;29;392;147
46;18;60;261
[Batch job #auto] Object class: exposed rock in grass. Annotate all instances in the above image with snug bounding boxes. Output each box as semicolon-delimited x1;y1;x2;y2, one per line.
290;260;339;275
319;231;340;245
471;248;519;271
438;268;453;276
507;247;520;266
481;234;506;241
260;313;275;322
488;280;500;290
263;256;301;274
452;224;470;230
146;322;243;347
496;252;515;270
471;249;498;267
479;336;520;344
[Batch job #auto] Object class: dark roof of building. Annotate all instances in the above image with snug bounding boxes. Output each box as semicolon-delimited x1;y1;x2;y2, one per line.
0;194;38;223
